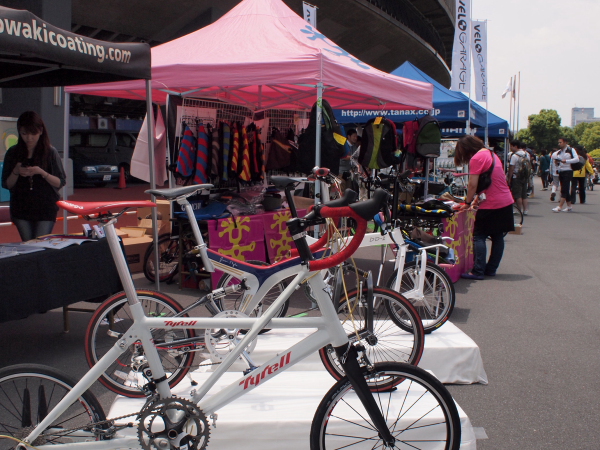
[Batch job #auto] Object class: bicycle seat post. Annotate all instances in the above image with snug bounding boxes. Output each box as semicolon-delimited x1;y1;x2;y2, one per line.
176;196;215;273
104;217;142;307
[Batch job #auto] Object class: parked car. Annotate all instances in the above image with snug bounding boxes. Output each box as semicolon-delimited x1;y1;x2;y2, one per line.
69;129;138;186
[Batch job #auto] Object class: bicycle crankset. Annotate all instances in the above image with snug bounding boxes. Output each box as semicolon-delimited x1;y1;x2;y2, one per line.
204;310;257;362
137;397;210;450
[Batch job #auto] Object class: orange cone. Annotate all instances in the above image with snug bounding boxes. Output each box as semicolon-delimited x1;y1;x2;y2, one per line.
116;166;127;189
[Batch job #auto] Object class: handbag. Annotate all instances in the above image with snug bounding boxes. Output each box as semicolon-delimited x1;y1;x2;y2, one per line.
475;149;495;194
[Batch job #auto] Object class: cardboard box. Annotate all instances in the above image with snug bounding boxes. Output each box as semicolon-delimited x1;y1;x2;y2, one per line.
122;236;153;273
509;224;523;235
120;227;147;238
137;200;171;236
292;196;315;210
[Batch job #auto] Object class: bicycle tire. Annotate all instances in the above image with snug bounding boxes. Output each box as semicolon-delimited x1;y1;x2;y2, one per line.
386;261;456;334
0;364;106;447
84;290;195;398
216;260;290;334
143;234;194;283
318;287;424;383
310;362;461;450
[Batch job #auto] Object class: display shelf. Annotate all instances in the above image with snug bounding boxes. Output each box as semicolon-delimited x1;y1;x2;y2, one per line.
110;370;477;449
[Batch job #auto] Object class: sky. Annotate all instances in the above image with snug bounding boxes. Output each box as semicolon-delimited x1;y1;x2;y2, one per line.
470;0;600;130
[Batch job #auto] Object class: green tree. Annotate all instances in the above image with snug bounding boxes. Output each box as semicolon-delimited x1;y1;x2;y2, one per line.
527;109;562;151
516;128;534;147
559;126;578;147
580;122;600;150
574;122;592;142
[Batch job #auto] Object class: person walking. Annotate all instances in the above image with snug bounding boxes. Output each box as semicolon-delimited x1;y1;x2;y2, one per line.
570;145;593;204
549;148;560;201
455;136;514;280
539;149;551;190
506;140;530;215
1;111;67;241
551;137;578;212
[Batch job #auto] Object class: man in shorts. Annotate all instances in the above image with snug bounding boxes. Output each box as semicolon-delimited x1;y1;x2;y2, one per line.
506;140;530;214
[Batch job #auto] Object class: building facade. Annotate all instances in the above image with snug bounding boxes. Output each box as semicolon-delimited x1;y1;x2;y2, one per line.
571;108;600;127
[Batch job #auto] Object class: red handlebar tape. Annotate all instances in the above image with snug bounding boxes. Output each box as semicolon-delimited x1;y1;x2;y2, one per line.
308;206;366;271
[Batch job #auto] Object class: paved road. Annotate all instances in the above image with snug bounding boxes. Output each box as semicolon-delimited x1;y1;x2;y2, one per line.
0;177;598;449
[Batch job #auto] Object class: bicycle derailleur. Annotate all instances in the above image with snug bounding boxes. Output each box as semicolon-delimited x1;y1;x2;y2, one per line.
137;397;210;450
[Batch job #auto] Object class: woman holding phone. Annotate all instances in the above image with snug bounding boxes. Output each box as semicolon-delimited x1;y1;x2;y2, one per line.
1;111;66;241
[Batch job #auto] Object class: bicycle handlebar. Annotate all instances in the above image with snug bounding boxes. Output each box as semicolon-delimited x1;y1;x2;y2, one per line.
287;189;389;271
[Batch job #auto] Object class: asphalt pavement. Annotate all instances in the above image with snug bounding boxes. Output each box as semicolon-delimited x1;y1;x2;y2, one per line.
0;176;599;449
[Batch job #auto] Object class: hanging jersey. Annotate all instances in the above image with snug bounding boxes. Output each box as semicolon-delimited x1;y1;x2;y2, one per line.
194;123;209;184
211;127;220;180
231;123;240;175
176;123;196;177
221;122;230;181
240;126;252;182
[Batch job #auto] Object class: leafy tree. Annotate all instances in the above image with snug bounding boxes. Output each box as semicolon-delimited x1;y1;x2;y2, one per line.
580;122;600;151
574;122;592;142
588;148;600;159
559;126;578;147
527;109;562;151
516;128;534;147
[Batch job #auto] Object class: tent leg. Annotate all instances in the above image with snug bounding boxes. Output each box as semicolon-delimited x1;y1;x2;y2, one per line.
145;80;160;292
62;91;70;235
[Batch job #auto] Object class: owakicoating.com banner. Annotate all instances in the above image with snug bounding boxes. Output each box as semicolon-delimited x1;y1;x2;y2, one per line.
0;6;150;80
450;0;471;93
472;21;487;102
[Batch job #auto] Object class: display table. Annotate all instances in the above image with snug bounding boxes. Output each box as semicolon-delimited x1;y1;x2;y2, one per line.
440;208;476;282
110;370;477;449
193;321;487;385
0;238;122;329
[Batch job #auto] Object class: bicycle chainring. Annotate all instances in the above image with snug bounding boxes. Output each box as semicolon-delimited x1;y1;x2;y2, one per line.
137;397;209;450
204;310;257;362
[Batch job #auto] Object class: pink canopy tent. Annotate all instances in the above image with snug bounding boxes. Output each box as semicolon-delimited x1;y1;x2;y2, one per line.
66;0;433;111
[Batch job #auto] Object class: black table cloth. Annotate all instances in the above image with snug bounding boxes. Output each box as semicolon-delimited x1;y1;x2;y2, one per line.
0;238;122;323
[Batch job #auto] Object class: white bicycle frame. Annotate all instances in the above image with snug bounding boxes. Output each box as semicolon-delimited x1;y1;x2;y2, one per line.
24;210;354;450
316;178;450;301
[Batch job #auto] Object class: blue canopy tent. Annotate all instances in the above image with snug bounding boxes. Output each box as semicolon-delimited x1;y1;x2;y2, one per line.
334;61;509;138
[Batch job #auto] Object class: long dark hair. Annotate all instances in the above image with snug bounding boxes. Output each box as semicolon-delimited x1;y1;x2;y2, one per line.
15;111;52;169
454;135;485;166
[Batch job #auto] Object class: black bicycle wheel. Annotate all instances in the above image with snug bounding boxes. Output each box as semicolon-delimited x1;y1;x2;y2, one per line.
386;261;455;333
143;234;194;283
0;364;106;449
310;362;461;450
84;290;195;398
216;260;290;333
319;287;424;383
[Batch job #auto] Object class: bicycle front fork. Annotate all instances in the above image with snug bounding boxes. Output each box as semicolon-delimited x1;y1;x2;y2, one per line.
336;344;395;446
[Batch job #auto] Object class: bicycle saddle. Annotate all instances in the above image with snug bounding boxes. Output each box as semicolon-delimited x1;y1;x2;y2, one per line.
270;176;309;189
58;200;156;215
145;184;214;200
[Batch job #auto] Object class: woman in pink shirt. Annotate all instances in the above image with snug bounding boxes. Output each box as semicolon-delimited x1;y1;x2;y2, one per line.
454;136;514;280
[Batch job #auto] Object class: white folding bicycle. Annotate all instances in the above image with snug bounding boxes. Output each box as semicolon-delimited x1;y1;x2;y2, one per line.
0;187;460;450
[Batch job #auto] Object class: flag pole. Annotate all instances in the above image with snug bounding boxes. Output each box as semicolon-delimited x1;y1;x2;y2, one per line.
516;71;521;134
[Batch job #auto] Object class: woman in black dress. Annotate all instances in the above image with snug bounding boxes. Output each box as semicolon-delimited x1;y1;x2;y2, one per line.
1;111;67;241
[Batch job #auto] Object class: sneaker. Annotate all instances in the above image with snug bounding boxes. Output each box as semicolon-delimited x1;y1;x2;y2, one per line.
523;210;528;215
563;207;572;212
461;272;485;280
550;193;556;201
552;206;562;213
541;188;548;191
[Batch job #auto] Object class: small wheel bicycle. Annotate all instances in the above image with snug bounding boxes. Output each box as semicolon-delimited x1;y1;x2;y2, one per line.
0;187;461;450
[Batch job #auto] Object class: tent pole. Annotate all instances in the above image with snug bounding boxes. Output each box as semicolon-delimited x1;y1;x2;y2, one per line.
313;82;323;236
145;80;160;291
62;91;70;235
